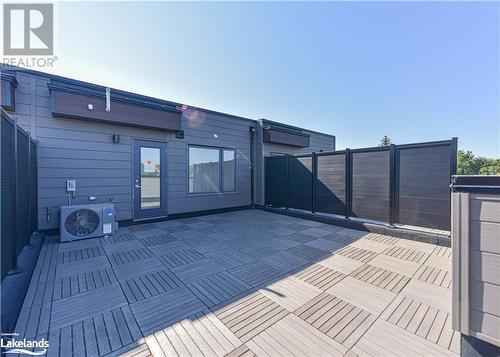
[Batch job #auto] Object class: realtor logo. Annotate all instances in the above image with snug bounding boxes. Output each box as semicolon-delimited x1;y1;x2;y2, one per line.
3;3;53;55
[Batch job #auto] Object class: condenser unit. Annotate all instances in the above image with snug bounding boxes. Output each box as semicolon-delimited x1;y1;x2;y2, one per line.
60;203;118;242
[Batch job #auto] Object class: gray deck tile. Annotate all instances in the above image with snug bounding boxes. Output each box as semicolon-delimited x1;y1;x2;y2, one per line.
188;271;252;307
121;270;183;303
50;283;127;330
158;248;205;269
170;257;226;284
130;287;206;335
53;266;117;300
229;260;283;288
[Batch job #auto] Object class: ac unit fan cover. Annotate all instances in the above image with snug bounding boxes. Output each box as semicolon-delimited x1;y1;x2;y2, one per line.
64;208;100;237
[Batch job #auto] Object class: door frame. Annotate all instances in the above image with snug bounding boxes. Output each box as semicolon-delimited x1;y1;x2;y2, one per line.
132;139;168;220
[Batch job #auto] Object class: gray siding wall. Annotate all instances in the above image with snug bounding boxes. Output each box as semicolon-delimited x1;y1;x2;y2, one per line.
452;192;500;347
254;123;335;206
11;72;254;230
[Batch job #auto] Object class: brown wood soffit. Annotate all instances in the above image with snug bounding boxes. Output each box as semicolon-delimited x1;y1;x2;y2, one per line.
263;127;310;147
50;89;182;131
1;73;18;112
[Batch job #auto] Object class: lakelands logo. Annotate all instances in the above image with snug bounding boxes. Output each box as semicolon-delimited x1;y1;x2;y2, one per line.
2;3;57;67
1;334;49;355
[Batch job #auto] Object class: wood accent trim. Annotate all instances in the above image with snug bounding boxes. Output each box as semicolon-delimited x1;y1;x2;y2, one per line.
263;127;310;147
51;90;181;131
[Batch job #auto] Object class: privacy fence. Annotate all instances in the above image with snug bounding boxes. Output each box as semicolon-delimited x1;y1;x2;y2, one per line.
265;138;457;231
1;110;38;281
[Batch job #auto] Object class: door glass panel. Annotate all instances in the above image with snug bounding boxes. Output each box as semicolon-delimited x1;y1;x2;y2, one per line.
141;147;161;209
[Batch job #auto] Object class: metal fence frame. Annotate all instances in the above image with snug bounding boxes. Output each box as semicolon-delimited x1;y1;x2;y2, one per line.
265;138;458;231
1;109;38;281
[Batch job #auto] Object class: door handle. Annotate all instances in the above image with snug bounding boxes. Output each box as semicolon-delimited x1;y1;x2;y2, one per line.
135;184;141;188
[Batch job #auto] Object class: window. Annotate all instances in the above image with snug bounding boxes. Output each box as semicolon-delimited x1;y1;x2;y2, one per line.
188;146;236;194
223;150;236;192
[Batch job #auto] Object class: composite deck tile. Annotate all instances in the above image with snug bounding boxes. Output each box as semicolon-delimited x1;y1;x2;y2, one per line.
399;279;451;313
108;248;154;266
301;227;335;238
46;306;142;357
23;278;55;307
188;271;252;307
205;248;256;269
58;238;101;252
247;314;347;357
294;292;376;349
348;239;391;254
395;239;437;254
130;287;206;335
352;319;458;357
326;277;396;315
367;254;421;277
229;260;284;288
162;224;193;234
262;251;308;273
145;309;242;357
284;244;330;261
362;233;399;245
433;245;452;258
102;239;146;254
15;301;52;339
101;232;135;245
380;245;428;264
259;276;322;312
55;256;110;279
224;344;255;357
112;257;165;281
214;292;288;342
50;283;127;330
305;238;344;252
149;240;191;256
236;244;281;260
425;254;452;271
295;264;347;290
170;258;226;284
158;248;205;269
30;237;59;284
111;342;152;357
53;266;117;300
334;246;378;263
318;254;364;275
415;264;452;288
349;264;411;293
121;269;183;303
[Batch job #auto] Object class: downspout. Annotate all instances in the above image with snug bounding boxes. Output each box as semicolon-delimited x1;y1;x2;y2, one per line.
249;126;256;208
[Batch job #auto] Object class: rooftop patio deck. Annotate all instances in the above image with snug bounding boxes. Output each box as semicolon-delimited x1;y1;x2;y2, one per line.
15;209;459;356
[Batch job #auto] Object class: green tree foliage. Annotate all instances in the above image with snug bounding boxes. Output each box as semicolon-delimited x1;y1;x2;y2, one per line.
379;135;392;146
457;150;500;175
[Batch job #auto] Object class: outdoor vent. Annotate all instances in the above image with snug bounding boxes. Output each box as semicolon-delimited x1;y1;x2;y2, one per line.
175;130;184;139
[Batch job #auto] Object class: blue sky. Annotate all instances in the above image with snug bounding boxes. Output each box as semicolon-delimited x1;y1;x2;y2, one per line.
49;1;499;157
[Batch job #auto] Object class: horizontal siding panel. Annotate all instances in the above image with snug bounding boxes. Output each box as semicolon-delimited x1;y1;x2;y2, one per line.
470;280;500;318
470;196;500;223
470;221;500;254
38;168;131;178
470;251;500;286
39;158;131;169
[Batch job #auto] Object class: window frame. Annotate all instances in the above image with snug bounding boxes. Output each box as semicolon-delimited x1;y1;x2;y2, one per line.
187;145;237;196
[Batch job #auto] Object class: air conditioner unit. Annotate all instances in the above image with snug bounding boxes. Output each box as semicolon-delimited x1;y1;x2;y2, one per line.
60;203;118;242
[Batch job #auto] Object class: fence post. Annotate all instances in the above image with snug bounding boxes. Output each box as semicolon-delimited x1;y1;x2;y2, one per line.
285;155;290;209
312;152;317;213
12;119;19;271
450;137;458;177
345;148;351;219
264;157;268;206
389;144;396;226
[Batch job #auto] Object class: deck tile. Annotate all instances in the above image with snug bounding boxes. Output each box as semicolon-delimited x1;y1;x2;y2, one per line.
295;264;346;290
229;260;283;287
214;292;288;342
121;270;183;303
349;264;411;293
334;246;378;263
294;292;376;349
188;271;252;308
260;276;322;312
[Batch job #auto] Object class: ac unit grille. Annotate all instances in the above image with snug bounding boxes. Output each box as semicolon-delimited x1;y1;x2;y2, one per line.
64;208;100;237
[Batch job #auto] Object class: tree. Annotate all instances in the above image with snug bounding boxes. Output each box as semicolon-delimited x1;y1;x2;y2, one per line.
457;150;500;175
379;135;392;147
